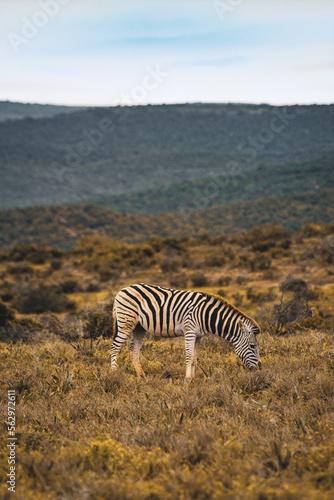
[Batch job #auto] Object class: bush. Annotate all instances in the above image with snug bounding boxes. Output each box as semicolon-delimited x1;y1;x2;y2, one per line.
160;251;182;274
7;263;34;275
249;253;271;272
236;275;249;285
204;255;226;267
61;279;79;294
217;276;232;286
8;244;49;264
238;224;291;252
279;276;307;296
85;282;100;293
232;292;243;307
13;284;68;314
271;276;312;334
313;236;334;264
169;273;188;289
300;223;334;237
74;236;157;272
0;301;15;326
51;259;62;271
1;291;13;302
82;300;114;339
191;273;208;287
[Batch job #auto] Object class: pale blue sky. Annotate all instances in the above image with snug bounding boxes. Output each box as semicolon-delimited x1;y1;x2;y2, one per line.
1;0;333;105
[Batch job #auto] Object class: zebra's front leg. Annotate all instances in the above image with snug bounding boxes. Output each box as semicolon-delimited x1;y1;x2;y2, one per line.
129;329;147;378
192;337;202;378
185;331;197;380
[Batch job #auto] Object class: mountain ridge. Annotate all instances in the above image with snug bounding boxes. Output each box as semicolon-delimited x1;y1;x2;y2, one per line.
1;102;333;210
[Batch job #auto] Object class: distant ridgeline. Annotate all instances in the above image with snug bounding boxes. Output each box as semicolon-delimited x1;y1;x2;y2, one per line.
0;102;333;210
91;158;334;215
0;189;333;250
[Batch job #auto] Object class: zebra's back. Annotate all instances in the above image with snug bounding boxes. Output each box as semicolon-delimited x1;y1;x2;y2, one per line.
114;283;205;337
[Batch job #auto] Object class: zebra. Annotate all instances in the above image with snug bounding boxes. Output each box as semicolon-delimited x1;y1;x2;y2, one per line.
111;283;261;379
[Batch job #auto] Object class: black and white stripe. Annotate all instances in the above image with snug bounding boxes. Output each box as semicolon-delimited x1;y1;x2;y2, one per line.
111;283;261;379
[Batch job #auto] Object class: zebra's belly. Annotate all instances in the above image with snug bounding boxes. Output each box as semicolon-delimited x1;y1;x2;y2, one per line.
139;319;184;337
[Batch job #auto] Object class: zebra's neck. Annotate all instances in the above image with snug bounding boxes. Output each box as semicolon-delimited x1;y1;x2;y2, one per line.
198;294;244;340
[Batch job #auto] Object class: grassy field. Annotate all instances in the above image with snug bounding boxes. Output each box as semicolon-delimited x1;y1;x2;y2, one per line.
0;223;333;499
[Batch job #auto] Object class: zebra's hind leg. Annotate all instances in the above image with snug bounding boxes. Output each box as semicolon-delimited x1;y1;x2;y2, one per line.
111;326;132;370
129;324;147;378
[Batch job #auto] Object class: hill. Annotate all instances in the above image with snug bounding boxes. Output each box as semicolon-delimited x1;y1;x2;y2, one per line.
92;157;334;215
0;189;333;249
0;101;86;123
1;103;333;210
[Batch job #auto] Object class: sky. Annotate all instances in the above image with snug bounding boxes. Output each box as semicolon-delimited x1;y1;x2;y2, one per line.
1;0;333;106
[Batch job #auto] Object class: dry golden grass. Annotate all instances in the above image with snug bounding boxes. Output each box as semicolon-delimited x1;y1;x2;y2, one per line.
0;327;333;499
0;224;334;499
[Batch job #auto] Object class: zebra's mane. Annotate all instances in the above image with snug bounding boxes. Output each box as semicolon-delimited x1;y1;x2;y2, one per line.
202;291;260;329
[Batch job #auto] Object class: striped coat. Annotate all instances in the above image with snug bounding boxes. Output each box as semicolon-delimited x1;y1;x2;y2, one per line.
111;283;261;379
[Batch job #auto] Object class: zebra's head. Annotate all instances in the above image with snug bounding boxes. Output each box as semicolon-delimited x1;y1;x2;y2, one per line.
234;319;261;370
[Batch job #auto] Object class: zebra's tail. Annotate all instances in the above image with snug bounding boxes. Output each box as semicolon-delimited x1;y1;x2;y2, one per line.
112;304;118;342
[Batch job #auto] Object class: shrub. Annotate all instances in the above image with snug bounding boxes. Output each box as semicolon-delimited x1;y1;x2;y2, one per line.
169;273;188;289
262;270;276;280
46;314;82;341
204;255;226;267
74;236;156;272
271;276;312;334
232;292;243;307
7;263;34;275
300;223;334;237
0;301;15;326
85;282;100;293
13;284;68;314
279;276;307;296
1;291;13;302
238;224;291;252
313;236;334;264
8;244;48;264
249;253;271;272
217;276;232;286
191;273;208;287
150;236;185;253
82;300;114;339
61;279;79;294
160;251;182;274
98;269;119;283
51;259;62;271
236;275;249;285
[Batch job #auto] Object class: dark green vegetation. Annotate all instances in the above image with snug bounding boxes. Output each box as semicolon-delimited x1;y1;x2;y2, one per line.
0;223;333;499
0;101;86;123
0;189;333;250
1;103;333;209
93;158;334;214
